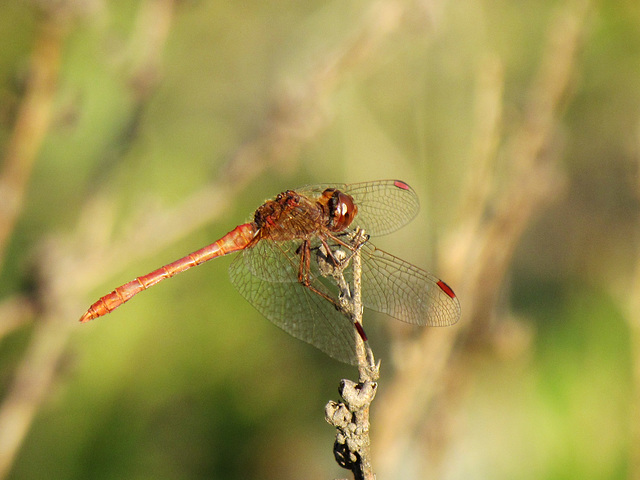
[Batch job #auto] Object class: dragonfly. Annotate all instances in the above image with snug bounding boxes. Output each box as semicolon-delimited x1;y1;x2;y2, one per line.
80;180;460;365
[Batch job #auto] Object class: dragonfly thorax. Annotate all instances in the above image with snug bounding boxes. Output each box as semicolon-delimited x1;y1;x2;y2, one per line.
253;190;324;241
253;191;298;229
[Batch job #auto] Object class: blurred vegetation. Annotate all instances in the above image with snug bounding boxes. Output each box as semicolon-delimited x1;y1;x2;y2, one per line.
0;0;639;479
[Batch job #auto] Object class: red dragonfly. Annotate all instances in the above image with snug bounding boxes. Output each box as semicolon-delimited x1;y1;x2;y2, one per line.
80;180;460;364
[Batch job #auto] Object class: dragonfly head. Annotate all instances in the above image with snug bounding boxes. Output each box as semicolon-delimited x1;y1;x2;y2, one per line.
322;188;358;232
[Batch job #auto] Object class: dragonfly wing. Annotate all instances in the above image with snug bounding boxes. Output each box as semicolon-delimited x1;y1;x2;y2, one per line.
229;242;359;365
360;243;461;326
296;180;420;236
241;237;300;283
344;180;420;236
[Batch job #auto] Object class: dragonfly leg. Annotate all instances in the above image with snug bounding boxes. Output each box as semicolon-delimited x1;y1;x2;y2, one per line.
297;240;334;305
297;239;312;286
298;238;369;343
316;229;369;272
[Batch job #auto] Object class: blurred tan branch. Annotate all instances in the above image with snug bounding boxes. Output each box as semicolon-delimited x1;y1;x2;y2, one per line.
0;5;70;477
374;1;591;476
0;0;176;476
0;296;35;339
0;17;64;273
628;118;640;480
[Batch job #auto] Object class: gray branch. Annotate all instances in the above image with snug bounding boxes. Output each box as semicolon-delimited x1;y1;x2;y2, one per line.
322;229;379;480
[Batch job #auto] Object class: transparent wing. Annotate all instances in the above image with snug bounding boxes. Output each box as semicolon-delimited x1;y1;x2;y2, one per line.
360;243;461;326
296;180;420;236
229;239;359;365
241;237;301;283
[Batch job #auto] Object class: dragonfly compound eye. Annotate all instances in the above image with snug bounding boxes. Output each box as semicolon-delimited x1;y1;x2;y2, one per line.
328;191;357;232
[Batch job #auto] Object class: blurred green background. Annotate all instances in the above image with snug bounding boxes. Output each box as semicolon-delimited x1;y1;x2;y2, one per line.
0;0;639;479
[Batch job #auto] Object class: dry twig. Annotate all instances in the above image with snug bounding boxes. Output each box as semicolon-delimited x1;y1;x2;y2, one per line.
324;229;379;480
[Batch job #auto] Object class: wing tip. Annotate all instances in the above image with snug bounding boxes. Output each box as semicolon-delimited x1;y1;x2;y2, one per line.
392;179;412;191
